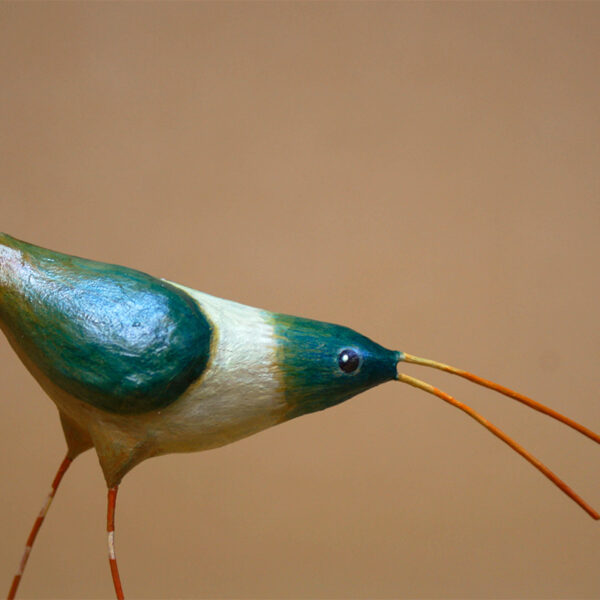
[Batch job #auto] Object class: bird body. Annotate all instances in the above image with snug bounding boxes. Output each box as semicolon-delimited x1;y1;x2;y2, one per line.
1;233;597;599
0;233;397;486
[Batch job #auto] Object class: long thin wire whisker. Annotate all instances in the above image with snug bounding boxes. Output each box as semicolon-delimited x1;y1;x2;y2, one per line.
396;372;599;520
401;353;600;445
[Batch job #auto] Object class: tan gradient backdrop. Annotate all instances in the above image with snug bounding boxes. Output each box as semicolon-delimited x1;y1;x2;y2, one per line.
1;3;599;599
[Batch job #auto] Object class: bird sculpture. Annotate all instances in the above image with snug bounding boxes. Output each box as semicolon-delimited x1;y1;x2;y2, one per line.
1;233;598;599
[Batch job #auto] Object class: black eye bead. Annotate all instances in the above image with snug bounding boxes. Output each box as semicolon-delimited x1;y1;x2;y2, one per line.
338;348;361;373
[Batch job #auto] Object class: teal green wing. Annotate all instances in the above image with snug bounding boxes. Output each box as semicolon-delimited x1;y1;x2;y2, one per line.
0;234;213;415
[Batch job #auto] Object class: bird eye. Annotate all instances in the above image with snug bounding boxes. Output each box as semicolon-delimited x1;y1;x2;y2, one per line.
338;348;361;373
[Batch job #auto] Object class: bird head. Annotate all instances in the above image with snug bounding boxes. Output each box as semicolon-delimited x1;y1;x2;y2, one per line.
272;313;400;419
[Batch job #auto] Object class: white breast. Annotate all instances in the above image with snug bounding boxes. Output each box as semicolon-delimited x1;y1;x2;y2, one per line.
148;284;288;454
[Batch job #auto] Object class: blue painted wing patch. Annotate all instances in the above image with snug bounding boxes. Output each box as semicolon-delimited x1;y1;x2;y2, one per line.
0;235;213;415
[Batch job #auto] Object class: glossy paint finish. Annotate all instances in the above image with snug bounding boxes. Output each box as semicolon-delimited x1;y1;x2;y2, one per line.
0;234;213;415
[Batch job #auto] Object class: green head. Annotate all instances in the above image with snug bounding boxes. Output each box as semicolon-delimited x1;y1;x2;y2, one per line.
272;313;401;419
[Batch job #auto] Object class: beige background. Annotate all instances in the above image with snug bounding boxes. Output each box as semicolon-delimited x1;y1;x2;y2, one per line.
1;3;599;599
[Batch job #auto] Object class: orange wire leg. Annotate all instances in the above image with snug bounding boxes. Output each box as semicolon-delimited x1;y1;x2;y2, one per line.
7;454;73;600
397;373;600;520
107;486;125;600
401;353;600;445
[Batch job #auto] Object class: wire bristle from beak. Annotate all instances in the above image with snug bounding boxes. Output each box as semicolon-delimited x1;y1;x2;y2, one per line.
402;353;600;445
396;372;599;520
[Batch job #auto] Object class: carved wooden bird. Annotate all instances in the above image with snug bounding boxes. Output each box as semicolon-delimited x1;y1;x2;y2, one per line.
1;233;598;599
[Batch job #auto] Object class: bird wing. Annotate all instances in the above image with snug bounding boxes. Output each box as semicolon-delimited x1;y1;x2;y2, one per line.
0;235;213;414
